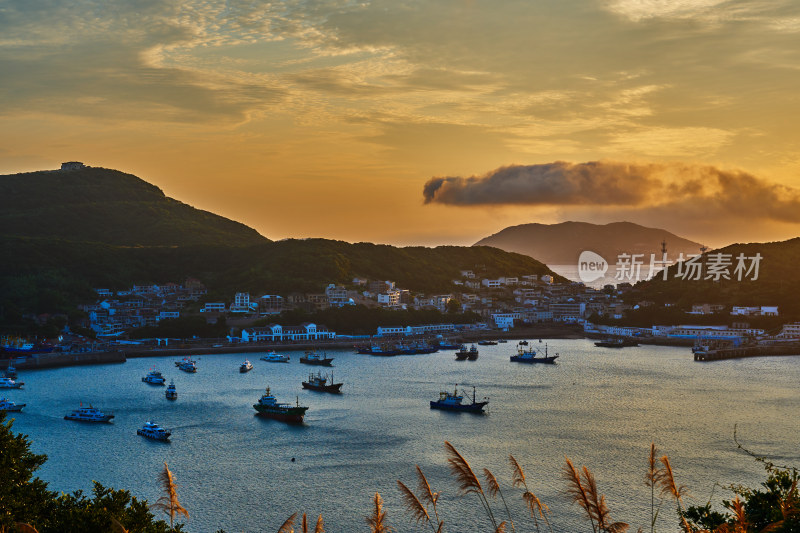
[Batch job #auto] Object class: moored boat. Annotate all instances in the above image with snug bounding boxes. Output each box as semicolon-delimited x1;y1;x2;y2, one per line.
260;352;290;363
455;345;470;360
178;359;197;373
299;351;333;366
435;340;461;350
467;344;479;361
430;385;488;413
137;421;171;441
594;337;639;348
253;387;308;423
3;365;18;379
0;398;25;412
301;371;343;393
64;405;114;422
0;377;23;389
165;380;177;400
356;344;400;356
142;369;166;385
239;359;254;373
477;340;497;346
174;356;197;367
510;343;559;364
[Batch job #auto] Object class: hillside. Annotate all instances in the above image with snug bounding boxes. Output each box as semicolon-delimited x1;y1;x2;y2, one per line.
475;221;704;265
624;237;800;314
0;166;562;321
0;166;267;247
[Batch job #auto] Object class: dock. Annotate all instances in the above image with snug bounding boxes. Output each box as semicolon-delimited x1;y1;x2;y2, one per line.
694;343;800;361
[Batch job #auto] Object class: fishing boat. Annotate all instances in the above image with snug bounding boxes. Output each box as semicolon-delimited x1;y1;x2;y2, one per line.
477;340;497;346
141;369;166;385
356;344;399;356
178;359;197;373
301;371;343;393
518;340;529;346
430;385;488;413
64;405;114;422
239;359;254;373
467;344;479;361
174;356;197;367
3;365;17;379
137;421;171;441
435;340;461;350
510;343;559;364
253;387;308;423
165;380;177;400
260;351;290;363
455;345;470;360
0;377;23;389
594;337;639;348
0;398;25;412
299;351;333;366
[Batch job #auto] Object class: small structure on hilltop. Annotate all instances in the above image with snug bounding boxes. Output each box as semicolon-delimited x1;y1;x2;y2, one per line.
61;161;86;171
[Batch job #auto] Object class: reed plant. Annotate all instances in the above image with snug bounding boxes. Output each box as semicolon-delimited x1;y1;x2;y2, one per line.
149;462;189;531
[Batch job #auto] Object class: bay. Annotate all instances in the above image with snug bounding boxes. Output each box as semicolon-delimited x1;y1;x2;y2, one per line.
5;340;800;532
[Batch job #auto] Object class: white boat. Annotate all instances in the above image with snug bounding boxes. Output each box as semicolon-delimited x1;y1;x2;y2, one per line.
165;380;177;400
260;351;290;363
240;359;254;372
174;356;197;367
0;377;23;389
178;360;197;373
0;398;25;412
64;405;114;422
141;369;166;385
137;421;171;441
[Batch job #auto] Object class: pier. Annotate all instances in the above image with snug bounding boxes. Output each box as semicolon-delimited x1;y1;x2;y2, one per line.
694;343;800;361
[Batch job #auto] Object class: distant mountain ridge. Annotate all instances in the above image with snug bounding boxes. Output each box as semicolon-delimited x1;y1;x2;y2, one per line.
474;221;705;265
0;166;268;247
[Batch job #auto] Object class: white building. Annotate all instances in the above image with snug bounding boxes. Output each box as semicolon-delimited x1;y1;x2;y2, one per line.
241;323;335;342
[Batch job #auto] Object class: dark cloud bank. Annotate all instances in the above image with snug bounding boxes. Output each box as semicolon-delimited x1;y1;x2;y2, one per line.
423;161;800;223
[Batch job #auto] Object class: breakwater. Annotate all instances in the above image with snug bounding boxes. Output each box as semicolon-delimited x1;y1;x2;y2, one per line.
12;350;126;370
694;343;800;361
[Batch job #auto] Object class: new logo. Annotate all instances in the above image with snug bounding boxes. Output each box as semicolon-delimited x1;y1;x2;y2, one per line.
578;250;608;283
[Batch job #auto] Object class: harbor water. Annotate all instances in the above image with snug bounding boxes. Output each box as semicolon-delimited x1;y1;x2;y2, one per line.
5;339;800;532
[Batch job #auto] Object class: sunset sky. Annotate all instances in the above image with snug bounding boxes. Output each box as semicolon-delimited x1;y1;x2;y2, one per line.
2;0;800;248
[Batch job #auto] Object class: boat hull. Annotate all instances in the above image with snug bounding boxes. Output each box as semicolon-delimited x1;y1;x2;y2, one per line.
0;404;25;412
137;429;170;441
430;400;488;412
65;414;114;422
510;355;558;364
142;378;165;385
299;357;333;366
302;382;343;393
253;405;308;423
239;367;253;373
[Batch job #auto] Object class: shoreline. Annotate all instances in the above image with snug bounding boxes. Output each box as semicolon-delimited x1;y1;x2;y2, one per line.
4;325;705;370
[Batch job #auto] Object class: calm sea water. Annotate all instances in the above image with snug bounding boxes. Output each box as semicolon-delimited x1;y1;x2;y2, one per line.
5;340;800;532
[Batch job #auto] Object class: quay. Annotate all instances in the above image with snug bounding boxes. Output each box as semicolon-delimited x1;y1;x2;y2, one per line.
10;351;126;370
694;343;800;361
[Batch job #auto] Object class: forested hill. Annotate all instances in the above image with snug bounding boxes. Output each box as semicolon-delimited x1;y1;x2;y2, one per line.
0;166;562;319
0;166;268;247
625;237;800;314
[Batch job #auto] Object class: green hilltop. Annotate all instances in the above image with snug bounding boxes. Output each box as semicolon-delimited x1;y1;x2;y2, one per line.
0;167;268;247
625;237;800;315
0;166;561;320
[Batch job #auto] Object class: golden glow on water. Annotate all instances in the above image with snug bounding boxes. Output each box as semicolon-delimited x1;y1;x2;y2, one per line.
10;341;800;532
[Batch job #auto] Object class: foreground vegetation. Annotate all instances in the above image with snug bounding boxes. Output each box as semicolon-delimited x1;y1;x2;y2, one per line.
2;411;796;532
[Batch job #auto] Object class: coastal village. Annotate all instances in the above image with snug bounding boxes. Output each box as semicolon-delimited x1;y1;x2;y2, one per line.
52;268;797;352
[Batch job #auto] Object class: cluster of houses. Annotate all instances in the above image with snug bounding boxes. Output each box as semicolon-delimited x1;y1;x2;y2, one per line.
82;268;788;344
81;279;207;337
